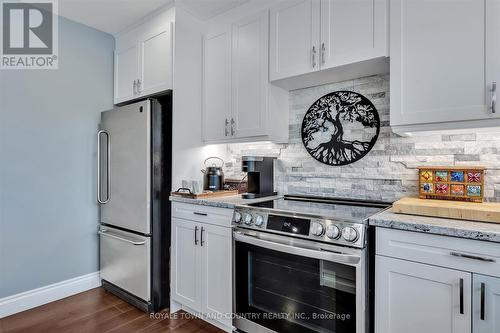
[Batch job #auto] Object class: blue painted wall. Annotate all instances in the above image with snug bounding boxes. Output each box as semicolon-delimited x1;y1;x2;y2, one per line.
0;17;114;297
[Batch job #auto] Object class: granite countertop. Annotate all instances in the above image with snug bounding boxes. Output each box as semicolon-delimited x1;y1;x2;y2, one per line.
169;194;282;209
369;208;500;243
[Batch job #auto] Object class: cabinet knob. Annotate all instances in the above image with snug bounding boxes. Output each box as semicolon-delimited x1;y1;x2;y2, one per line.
133;80;137;95
225;118;229;136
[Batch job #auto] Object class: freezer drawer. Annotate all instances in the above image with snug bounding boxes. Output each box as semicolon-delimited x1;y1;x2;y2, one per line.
99;226;151;302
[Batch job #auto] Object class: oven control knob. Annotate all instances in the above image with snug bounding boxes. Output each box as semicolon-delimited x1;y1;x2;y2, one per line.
233;211;242;223
243;213;253;225
254;215;264;227
311;222;325;236
342;227;359;242
326;225;341;239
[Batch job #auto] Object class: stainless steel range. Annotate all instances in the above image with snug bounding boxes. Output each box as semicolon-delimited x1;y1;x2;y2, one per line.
232;195;390;333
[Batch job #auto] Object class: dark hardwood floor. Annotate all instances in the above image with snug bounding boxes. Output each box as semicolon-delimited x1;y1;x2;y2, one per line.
0;288;224;333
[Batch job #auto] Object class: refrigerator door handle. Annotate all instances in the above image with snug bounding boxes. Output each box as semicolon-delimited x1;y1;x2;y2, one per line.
98;229;146;246
97;130;110;204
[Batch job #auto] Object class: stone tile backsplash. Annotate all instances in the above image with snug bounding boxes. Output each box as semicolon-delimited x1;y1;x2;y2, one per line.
223;74;500;202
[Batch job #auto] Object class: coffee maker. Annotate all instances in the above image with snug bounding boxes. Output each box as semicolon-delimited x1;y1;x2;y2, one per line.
241;156;277;199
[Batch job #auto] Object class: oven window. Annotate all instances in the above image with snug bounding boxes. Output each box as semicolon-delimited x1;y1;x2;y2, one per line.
235;241;357;333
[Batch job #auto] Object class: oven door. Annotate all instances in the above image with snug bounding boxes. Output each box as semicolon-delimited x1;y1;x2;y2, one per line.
233;229;366;333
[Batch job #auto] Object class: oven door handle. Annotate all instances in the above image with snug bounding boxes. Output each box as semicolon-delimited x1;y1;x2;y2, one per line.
234;232;361;265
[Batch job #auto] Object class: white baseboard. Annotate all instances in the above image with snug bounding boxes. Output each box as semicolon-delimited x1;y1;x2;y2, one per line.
0;272;101;318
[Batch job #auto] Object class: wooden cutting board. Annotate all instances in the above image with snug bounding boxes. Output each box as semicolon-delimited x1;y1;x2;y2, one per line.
392;197;500;224
171;190;239;199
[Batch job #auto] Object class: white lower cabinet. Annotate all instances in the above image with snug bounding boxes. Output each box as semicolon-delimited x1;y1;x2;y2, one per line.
171;218;202;311
473;274;500;333
171;203;232;330
376;256;471;333
201;223;232;328
375;228;500;333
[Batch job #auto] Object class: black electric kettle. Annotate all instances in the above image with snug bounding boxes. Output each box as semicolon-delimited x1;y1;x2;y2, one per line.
201;157;225;191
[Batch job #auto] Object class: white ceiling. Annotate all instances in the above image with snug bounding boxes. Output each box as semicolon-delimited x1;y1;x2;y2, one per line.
58;0;249;35
58;0;173;35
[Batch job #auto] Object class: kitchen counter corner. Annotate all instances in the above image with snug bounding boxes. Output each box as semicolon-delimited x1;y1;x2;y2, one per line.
169;194;282;209
369;208;500;243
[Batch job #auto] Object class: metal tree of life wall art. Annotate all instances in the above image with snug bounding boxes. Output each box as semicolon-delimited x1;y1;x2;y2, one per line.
301;91;380;166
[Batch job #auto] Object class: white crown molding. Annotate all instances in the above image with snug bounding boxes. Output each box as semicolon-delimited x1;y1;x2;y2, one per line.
0;272;101;319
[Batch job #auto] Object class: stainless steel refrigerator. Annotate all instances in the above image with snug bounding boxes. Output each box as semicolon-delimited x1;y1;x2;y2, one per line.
97;95;171;312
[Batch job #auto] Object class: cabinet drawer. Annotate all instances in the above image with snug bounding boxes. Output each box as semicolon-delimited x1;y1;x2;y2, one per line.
172;202;233;227
376;228;500;277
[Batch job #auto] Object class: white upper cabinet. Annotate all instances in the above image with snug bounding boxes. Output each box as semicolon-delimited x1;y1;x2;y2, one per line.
139;24;173;97
232;11;268;138
486;0;500;118
114;8;174;104
114;44;139;104
202;10;289;144
269;0;320;81
390;0;500;133
202;29;232;142
269;0;388;89
320;0;387;69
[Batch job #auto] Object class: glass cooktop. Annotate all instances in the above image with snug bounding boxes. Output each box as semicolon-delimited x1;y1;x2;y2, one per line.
248;195;390;223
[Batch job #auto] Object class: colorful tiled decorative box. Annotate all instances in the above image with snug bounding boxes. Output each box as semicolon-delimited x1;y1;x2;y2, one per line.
418;166;485;202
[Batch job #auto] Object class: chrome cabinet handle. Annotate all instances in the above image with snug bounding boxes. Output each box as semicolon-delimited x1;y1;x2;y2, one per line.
97;130;110;204
312;46;317;68
321;43;326;65
480;282;485;320
450;252;496;263
224;118;229;136
459;278;464;314
137;79;142;94
491;81;496;114
133;80;137;95
194;226;199;245
230;118;235;136
98;230;146;246
200;227;205;246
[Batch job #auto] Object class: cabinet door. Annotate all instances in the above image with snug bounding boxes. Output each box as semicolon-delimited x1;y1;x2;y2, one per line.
486;0;500;118
390;0;488;127
114;44;139;104
269;0;320;81
201;223;232;327
320;0;387;69
171;218;202;312
231;11;268;138
473;274;500;333
139;22;173;97
376;256;471;333
202;30;232;142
